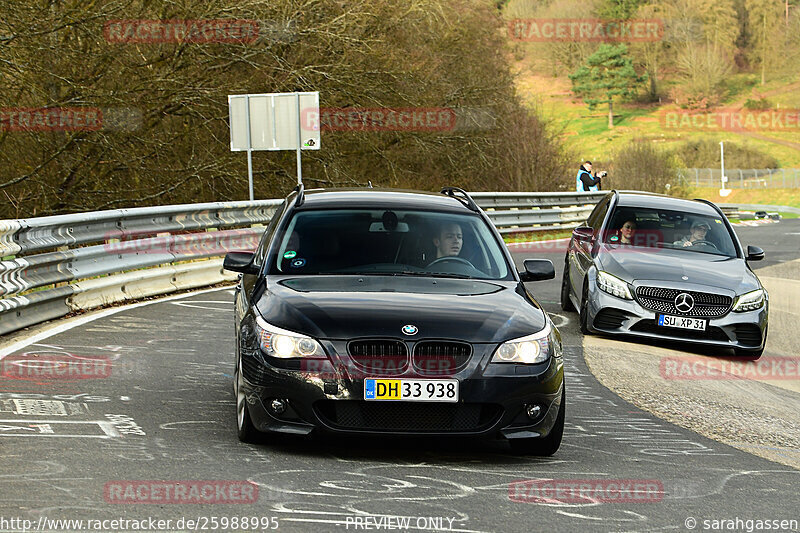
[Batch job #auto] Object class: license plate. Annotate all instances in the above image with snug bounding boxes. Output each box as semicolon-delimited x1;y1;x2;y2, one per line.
657;314;707;331
363;379;459;402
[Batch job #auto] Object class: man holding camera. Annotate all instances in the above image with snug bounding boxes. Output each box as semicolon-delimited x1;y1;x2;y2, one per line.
576;161;606;192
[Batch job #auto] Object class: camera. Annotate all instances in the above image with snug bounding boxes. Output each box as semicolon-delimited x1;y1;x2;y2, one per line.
597;171;608;178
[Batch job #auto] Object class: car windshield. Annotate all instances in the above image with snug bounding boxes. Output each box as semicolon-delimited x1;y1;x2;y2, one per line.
269;209;512;280
604;206;738;258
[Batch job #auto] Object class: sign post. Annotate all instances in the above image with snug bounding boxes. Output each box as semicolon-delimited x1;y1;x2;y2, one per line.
228;92;320;200
719;141;731;197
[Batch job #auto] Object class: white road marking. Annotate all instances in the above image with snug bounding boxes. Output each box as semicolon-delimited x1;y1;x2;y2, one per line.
169;301;230;311
548;313;570;328
0;286;233;360
0;419;120;438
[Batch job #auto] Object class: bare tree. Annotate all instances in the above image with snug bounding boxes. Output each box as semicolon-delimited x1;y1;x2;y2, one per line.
0;0;570;217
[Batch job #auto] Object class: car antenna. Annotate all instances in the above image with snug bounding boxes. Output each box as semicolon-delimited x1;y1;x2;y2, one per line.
293;183;305;207
441;187;479;212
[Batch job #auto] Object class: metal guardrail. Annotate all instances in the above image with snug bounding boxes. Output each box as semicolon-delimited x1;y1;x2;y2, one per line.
1;200;283;335
5;190;786;337
0;189;678;336
471;191;605;234
678;168;800;189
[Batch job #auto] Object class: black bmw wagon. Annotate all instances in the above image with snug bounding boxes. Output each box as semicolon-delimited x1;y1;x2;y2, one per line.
223;186;565;455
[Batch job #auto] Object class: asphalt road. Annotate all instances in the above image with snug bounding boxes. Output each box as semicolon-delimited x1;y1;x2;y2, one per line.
0;221;798;533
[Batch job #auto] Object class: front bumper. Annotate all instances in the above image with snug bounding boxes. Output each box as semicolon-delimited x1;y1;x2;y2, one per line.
584;283;768;353
238;341;564;440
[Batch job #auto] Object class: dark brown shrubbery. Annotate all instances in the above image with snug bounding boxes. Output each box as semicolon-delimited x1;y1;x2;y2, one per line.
605;139;680;194
672;139;779;169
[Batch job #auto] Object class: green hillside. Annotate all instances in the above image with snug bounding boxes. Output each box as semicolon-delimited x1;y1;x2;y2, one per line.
514;68;800;169
505;0;800;170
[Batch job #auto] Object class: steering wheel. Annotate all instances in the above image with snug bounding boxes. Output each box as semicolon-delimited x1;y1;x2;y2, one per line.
426;256;474;268
691;239;717;248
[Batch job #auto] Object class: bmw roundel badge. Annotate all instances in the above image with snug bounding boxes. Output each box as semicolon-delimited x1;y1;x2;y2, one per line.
401;324;418;336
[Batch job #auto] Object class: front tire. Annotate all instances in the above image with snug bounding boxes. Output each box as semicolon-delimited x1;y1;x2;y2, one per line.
560;261;575;312
579;282;592;335
235;363;260;443
509;388;565;456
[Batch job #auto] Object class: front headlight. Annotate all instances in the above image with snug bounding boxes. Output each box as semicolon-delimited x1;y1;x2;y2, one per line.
255;316;325;358
596;271;633;300
491;322;561;365
732;289;765;312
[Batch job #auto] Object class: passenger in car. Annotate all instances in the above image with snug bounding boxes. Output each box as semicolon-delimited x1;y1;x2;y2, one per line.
608;219;637;244
433;222;463;258
618;220;636;244
674;221;711;247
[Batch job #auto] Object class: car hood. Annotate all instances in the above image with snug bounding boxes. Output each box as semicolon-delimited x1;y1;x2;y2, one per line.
597;245;761;294
255;276;548;342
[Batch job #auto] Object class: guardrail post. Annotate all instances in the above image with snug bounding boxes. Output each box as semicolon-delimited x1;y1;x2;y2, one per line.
694;168;699;187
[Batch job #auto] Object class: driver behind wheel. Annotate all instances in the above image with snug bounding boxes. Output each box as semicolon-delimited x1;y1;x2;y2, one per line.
433;222;463;259
674;221;712;247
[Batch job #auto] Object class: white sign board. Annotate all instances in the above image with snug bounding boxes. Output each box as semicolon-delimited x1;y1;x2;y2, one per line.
228;92;320;151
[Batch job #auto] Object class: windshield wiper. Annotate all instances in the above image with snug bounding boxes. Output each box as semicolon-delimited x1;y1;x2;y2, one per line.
403;271;472;279
313;270;472;279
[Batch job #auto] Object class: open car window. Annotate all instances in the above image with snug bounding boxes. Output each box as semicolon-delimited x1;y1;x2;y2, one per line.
269;209;512;280
604;206;738;258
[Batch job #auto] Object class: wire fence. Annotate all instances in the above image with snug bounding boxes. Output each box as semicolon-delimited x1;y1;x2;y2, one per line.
678;168;800;189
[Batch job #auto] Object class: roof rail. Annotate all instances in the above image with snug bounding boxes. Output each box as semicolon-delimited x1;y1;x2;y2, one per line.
440;187;479;212
293;183;305;207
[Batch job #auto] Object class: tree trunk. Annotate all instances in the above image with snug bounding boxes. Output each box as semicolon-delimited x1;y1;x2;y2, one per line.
761;11;767;86
608;99;614;128
649;69;657;100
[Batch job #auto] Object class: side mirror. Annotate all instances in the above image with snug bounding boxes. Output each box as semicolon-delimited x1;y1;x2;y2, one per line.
573;226;594;242
746;245;765;261
520;259;555;282
223;252;260;274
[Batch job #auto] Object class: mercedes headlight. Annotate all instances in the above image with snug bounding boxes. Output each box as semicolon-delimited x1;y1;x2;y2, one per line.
732;289;765;312
597;271;633;300
491;322;561;365
255;316;325;358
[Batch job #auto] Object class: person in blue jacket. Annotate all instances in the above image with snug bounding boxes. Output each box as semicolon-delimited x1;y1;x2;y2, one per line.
576;161;606;192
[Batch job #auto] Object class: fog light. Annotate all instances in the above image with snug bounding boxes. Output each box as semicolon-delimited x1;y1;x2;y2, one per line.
269;398;287;415
526;404;542;420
